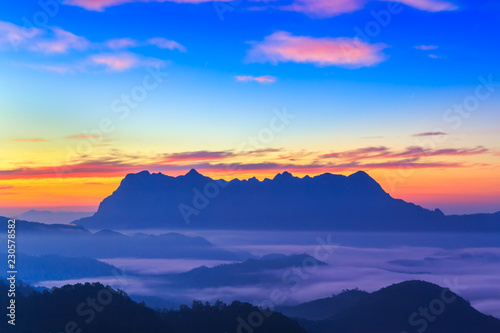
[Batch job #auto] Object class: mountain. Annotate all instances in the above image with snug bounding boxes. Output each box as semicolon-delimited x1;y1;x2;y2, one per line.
0;216;88;234
0;218;252;260
299;280;500;333
0;253;120;283
15;210;94;224
0;282;306;333
73;170;500;231
276;289;369;320
163;253;327;288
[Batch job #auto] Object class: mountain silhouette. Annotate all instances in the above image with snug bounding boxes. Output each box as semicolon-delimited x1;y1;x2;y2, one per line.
0;217;252;260
163;253;326;288
0;281;306;333
1;253;120;283
277;288;370;320
294;280;500;333
73;170;500;231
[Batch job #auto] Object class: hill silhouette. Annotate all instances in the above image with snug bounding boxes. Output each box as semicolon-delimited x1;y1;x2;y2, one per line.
73;170;500;231
0;281;306;333
277;288;369;320
163;253;326;288
299;280;500;333
0;217;252;260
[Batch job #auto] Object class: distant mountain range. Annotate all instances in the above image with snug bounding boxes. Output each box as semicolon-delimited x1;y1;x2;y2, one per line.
15;210;94;224
73;170;500;232
0;253;120;283
0;217;252;260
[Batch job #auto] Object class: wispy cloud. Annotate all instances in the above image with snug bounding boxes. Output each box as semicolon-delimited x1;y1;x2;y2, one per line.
246;31;388;68
147;37;186;52
320;145;489;161
0;23;88;54
162;150;235;163
414;45;439;50
391;0;457;12
412;131;447;137
63;0;229;11
235;75;276;84
0;143;485;180
30;28;89;54
89;52;165;71
10;138;47;143
104;37;139;49
0;21;43;50
278;0;366;18
256;0;457;18
66;134;104;139
428;54;445;59
63;0;458;15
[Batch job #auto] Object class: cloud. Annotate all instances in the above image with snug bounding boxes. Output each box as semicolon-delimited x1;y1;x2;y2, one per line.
63;0;458;15
0;145;486;181
10;138;47;143
0;22;88;54
162;150;235;163
412;131;447;137
235;75;277;84
246;31;388;68
0;186;14;190
147;37;186;52
89;52;166;71
0;157;465;180
428;54;445;59
30;28;89;54
391;0;457;12
0;21;43;50
415;45;439;50
63;0;228;11
279;0;366;18
66;134;104;139
320;146;489;161
104;38;139;49
254;0;457;18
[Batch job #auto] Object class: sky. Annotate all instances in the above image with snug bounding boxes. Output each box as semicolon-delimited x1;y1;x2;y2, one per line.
0;0;499;216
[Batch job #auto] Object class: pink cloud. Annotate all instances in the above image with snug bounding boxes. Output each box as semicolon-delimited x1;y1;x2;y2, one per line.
10;138;47;143
31;28;89;54
147;37;186;52
104;37;139;49
63;0;230;11
390;0;457;12
63;0;457;14
414;45;439;50
89;52;166;71
235;75;277;84
280;0;366;18
0;21;43;50
246;31;388;68
319;146;489;161
428;54;445;59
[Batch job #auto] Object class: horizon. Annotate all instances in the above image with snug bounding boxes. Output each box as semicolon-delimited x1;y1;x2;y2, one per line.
2;168;498;218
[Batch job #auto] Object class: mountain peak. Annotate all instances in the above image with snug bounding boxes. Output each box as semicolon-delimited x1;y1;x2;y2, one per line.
273;171;294;181
185;168;203;178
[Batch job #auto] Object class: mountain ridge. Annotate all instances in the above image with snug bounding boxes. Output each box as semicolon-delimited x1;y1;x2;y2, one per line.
72;169;500;232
